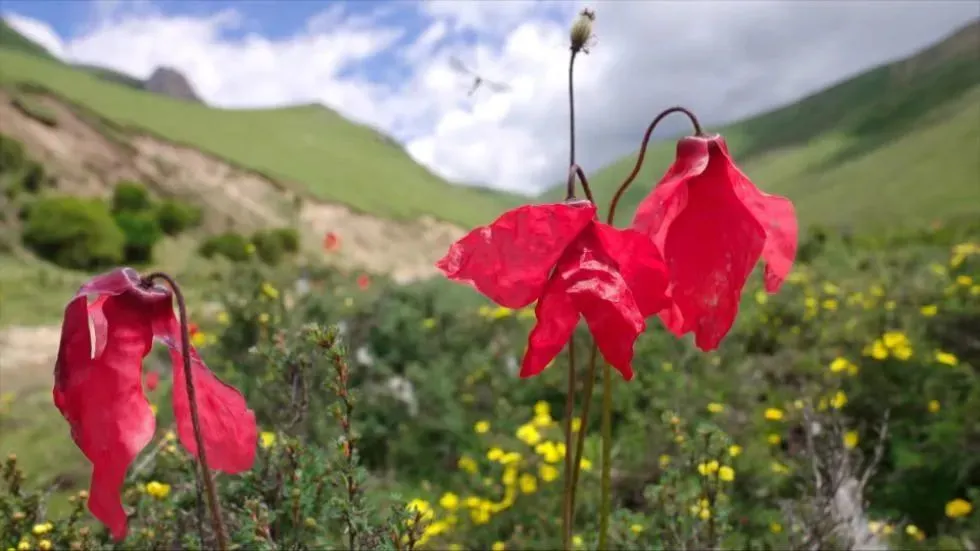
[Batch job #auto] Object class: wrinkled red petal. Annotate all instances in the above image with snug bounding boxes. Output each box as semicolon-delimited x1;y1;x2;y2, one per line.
716;139;798;292
562;231;645;381
591;223;670;318
661;145;766;350
520;273;579;378
154;315;257;473
520;229;648;381
631;137;710;252
437;202;597;309
54;293;157;541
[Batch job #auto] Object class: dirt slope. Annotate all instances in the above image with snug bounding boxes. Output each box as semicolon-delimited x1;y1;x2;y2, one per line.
0;89;466;283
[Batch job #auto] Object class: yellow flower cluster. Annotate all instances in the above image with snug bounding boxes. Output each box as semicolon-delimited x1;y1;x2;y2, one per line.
864;331;912;361
144;481;171;499
476;305;536;320
696;460;735;482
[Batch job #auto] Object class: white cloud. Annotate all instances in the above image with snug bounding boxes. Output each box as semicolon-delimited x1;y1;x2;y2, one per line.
3;1;978;197
3;12;65;57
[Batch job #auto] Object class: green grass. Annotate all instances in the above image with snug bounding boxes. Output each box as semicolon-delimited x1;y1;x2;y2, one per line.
0;19;57;60
0;49;525;227
546;20;980;233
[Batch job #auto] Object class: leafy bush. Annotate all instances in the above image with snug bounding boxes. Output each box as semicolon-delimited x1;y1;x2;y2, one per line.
198;231;251;262
0;134;26;173
251;227;300;266
155;199;202;236
21;196;125;269
111;181;153;214
113;210;164;264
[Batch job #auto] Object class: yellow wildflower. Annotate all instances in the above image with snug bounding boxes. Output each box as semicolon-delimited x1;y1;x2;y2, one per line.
457;455;478;474
260;431;276;449
830;391;848;410
661;362;674;372
728;445;742;457
145;481;171;499
491;542;506;551
487;448;504;461
844;431;859;449
439;492;459;510
630;523;644;534
771;462;790;474
928;400;941;413
17;542;29;551
770;522;783;533
905;524;924;541
697;460;720;476
935;351;958;366
718;466;735;482
519;473;538;494
571;417;582;432
422;318;436;329
768;433;782;445
920;305;938;317
573;535;584;548
32;522;53;535
956;275;973;286
706;402;725;414
764;408;785;421
866;339;889;360
474;420;490;434
38;542;52;551
659;454;671;467
822;299;838;311
500;451;521;465
539;464;559;482
945;498;972;518
755;290;768;304
516;423;542;446
534;401;550;417
579;458;593;471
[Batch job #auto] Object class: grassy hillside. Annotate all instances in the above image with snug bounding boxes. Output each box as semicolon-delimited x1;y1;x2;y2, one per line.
555;20;980;233
0;49;525;227
0;19;56;59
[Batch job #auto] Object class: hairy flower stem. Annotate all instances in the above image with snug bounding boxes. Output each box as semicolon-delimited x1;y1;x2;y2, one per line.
564;50;579;200
607;106;704;224
144;272;228;551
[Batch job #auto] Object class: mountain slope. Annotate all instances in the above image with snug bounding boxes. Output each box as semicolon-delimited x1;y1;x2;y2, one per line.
552;19;980;233
0;47;524;227
0;19;56;59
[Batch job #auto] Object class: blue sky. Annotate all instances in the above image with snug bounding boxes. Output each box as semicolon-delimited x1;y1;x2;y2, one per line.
3;1;977;194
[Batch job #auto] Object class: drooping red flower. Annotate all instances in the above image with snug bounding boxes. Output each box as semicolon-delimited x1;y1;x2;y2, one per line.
437;200;670;381
324;231;341;252
144;370;160;392
631;134;797;351
357;274;371;290
53;268;257;541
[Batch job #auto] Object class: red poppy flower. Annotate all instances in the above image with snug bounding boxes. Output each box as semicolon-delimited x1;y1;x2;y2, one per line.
324;231;340;252
53;268;257;541
631;134;797;351
437;200;669;381
357;274;370;290
144;370;160;391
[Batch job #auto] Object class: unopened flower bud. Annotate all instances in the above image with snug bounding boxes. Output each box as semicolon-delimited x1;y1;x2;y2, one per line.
570;8;595;54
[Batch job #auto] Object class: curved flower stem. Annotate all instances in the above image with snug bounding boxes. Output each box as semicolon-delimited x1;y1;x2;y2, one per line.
599;362;613;550
567;164;595;204
606;106;704;224
144;272;228;551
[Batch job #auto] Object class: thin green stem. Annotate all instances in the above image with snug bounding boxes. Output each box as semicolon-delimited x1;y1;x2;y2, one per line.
562;336;576;550
568;346;597;522
598;363;613;550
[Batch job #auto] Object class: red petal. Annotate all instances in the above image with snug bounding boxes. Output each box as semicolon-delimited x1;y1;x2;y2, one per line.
562;231;646;381
519;274;579;378
715;138;798;292
154;315;257;473
437;202;597;308
660;141;766;351
592;223;670;318
54;293;157;541
631;137;710;253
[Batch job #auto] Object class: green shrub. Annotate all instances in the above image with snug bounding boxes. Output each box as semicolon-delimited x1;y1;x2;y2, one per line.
112;181;152;213
251;227;300;266
0;134;26;173
155;199;202;236
21;196;125;269
113;210;164;264
199;232;251;262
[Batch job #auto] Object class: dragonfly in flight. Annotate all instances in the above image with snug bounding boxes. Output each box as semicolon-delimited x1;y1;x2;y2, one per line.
449;56;511;97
